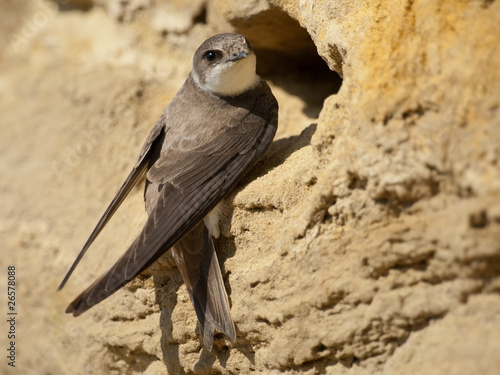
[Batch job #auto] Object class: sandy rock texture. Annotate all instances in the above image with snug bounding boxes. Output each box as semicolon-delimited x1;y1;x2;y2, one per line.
1;0;499;374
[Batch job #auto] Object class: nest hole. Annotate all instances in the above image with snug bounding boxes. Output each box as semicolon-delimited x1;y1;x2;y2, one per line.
233;7;343;118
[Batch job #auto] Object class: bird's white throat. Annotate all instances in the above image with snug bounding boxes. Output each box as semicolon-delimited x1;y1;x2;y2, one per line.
194;54;259;96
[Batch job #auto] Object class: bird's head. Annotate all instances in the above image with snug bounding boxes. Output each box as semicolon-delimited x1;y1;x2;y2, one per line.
191;33;258;97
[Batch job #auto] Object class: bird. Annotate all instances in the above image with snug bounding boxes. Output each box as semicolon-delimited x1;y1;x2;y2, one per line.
58;33;279;350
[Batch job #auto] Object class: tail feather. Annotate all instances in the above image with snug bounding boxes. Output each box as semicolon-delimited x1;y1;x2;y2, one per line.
172;221;235;349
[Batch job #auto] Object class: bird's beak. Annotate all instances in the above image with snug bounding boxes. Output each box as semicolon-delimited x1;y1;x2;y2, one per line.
229;51;248;62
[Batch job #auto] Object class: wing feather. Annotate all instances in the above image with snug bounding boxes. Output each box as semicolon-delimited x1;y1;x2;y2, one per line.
65;78;278;319
57;114;166;291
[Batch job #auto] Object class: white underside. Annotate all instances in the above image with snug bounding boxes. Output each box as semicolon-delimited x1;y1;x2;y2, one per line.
195;54;259;96
204;202;224;238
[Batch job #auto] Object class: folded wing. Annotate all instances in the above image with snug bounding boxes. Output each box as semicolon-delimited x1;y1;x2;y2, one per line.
65;81;278;317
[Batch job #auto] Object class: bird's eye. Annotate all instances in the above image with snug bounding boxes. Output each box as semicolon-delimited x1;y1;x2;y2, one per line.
204;51;218;62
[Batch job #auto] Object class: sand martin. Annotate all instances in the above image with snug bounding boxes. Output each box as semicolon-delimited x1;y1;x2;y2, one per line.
58;33;279;349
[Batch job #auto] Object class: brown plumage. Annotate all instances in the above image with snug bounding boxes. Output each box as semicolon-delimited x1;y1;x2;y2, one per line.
58;33;278;349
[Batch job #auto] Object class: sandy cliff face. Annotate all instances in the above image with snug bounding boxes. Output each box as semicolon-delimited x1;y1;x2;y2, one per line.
1;0;499;374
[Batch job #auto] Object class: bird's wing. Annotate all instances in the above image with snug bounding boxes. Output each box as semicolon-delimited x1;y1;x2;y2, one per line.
172;221;236;350
65;86;278;316
57;113;166;291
